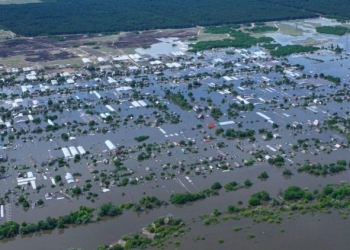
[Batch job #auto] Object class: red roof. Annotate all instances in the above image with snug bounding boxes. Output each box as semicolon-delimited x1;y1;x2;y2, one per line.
207;122;215;128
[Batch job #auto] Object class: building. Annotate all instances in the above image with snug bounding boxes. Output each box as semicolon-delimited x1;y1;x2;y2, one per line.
207;123;215;129
292;121;302;130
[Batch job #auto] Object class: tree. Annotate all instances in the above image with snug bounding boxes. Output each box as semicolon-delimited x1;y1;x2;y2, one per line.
110;245;124;250
266;131;273;140
248;196;261;206
211;182;222;190
224;181;239;191
210;108;223;120
283;169;292;176
244;179;253;187
0;221;20;239
98;203;122;217
22;200;30;209
54;175;62;182
227;205;239;213
283;185;308;201
170;192;205;205
18;195;25;203
134;135;150;142
174;240;180;247
120;178;129;186
61;133;69;141
72;186;82;196
248;191;270;206
268;155;285;167
215;128;224;135
74;154;81;162
258;171;269;179
32;117;41;124
336;159;347;166
57;218;65;229
97;246;109;250
45;216;57;230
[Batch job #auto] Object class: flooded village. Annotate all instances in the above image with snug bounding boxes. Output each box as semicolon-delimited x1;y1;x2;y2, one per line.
1;18;350;249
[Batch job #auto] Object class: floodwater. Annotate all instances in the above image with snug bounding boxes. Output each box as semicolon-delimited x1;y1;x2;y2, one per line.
265;18;350;48
3;17;350;249
182;212;350;250
135;37;188;57
4;163;350;249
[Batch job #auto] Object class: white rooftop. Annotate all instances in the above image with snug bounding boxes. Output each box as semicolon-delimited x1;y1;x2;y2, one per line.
150;60;162;65
26;75;37;80
128;66;139;70
113;55;129;61
97;57;105;62
82;58;91;63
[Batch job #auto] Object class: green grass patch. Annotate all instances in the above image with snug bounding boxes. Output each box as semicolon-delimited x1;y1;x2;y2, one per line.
270;44;318;57
316;25;349;35
190;30;273;51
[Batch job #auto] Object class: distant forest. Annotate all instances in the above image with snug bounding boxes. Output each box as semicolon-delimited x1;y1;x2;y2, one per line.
264;0;350;20
0;0;348;36
0;0;314;36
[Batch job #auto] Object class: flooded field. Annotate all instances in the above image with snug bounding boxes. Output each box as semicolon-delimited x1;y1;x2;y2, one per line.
265;18;350;47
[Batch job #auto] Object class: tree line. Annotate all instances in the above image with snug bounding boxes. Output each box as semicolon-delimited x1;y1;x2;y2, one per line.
264;0;350;20
0;0;316;36
0;195;165;240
